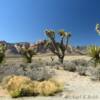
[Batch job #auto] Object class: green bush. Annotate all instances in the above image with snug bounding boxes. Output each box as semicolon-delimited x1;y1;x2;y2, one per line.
88;45;100;67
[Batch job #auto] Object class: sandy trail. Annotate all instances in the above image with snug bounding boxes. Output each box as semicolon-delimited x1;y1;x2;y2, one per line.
54;70;100;100
0;87;9;97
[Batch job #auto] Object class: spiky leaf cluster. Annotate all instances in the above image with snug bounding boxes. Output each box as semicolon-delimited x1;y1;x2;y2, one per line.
88;45;100;67
15;44;36;63
45;29;71;63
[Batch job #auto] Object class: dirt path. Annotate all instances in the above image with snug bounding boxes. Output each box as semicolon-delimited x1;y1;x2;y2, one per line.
0;86;9;97
54;70;100;100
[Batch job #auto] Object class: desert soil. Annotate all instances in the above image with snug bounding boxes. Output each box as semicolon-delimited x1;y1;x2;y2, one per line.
0;55;100;100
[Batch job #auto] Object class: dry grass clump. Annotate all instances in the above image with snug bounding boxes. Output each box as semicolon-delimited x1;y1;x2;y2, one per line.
2;75;35;98
2;75;64;98
49;78;64;92
35;80;64;96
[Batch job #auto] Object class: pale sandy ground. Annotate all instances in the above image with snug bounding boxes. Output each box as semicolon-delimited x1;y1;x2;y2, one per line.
32;53;91;61
1;55;100;100
5;53;91;64
54;70;100;100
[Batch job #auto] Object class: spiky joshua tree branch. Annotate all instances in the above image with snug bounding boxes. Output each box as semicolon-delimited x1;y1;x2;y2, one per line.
0;43;7;63
45;29;71;63
15;44;36;63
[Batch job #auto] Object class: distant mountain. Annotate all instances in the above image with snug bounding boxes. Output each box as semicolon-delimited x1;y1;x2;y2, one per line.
0;40;87;56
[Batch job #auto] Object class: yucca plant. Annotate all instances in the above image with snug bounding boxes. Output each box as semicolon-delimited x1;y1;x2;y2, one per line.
15;44;36;63
0;43;6;64
88;45;100;67
45;29;71;63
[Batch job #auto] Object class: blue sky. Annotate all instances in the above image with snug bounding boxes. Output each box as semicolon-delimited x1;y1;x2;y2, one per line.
0;0;100;45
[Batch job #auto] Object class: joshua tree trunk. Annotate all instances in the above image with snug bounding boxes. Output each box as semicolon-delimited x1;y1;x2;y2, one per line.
26;57;32;63
45;29;71;64
0;54;5;63
24;55;32;63
58;56;64;64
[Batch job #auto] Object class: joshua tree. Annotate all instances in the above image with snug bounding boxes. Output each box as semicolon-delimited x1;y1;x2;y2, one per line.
45;29;71;63
96;24;100;35
0;43;7;63
88;45;100;67
15;44;36;63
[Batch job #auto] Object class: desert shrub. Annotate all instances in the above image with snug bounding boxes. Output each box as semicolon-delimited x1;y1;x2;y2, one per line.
34;80;64;96
86;66;100;81
45;61;61;66
62;60;89;75
3;75;32;90
0;43;6;63
0;63;25;81
63;61;76;72
2;75;64;98
87;45;100;67
24;63;55;81
35;81;57;96
70;59;89;75
45;29;71;63
2;75;35;98
76;65;88;75
45;61;63;69
0;62;55;81
1;75;14;86
72;59;88;66
49;78;64;92
86;66;95;76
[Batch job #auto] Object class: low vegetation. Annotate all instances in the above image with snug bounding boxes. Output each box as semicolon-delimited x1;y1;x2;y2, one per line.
2;75;64;98
88;45;100;67
0;62;55;81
